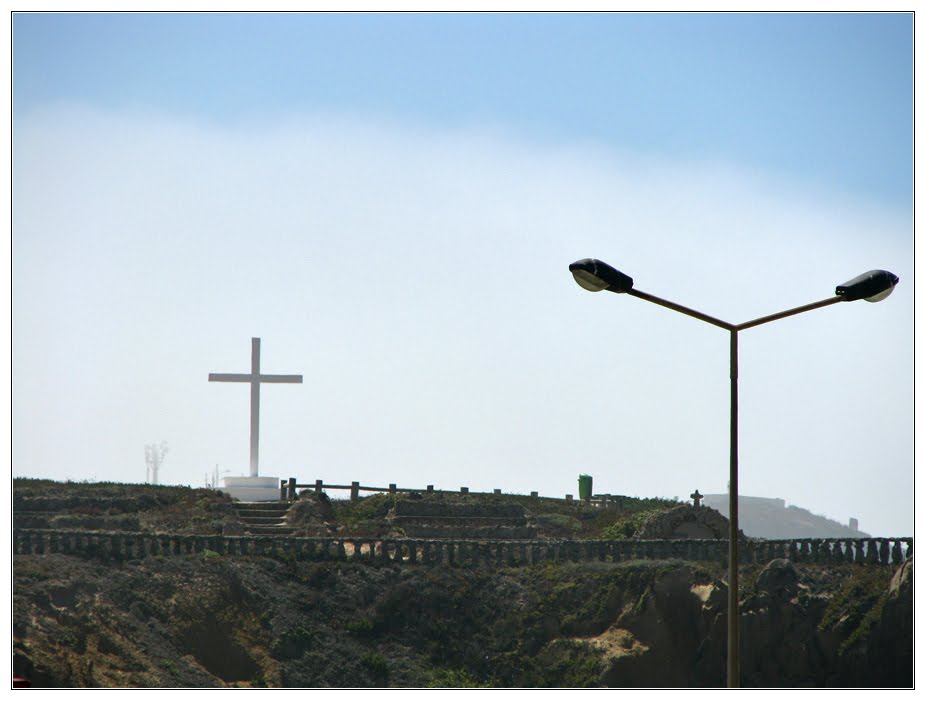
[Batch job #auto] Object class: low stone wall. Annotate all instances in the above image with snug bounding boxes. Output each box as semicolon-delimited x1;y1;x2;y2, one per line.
393;502;526;519
12;529;912;568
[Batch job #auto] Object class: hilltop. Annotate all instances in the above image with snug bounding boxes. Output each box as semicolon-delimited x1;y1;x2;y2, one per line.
12;479;913;688
12;478;681;540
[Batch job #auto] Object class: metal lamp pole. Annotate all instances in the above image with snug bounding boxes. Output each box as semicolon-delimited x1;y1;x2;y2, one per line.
569;260;898;688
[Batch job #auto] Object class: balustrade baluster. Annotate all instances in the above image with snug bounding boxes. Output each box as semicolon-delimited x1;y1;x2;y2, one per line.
854;540;866;564
891;539;903;565
17;527;906;570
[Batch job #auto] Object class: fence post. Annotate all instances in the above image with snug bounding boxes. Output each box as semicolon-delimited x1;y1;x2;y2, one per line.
351;482;360;501
288;478;297;501
315;479;323;493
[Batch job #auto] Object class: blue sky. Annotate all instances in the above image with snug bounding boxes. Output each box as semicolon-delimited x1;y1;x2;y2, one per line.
12;12;914;536
14;13;912;206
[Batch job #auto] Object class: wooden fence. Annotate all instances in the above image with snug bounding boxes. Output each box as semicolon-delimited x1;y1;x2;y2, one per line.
278;478;624;507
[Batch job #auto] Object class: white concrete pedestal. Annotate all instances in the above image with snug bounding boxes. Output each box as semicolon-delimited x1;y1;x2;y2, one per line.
222;476;281;502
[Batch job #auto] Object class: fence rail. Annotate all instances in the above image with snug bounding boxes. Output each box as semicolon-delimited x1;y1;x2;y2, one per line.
13;529;912;568
278;478;623;506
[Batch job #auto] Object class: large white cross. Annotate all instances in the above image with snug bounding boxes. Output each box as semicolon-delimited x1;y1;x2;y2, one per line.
209;337;303;477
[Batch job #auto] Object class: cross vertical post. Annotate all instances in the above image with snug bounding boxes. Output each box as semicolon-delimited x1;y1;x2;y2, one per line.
209;337;303;478
250;337;260;476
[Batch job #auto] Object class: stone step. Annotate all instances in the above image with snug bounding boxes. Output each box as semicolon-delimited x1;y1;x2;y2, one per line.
234;501;293;534
234;501;289;510
236;507;289;515
236;509;289;518
238;516;289;526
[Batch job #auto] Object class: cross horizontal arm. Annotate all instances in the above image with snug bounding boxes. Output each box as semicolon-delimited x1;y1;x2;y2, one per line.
208;373;252;382
208;373;303;383
258;375;303;383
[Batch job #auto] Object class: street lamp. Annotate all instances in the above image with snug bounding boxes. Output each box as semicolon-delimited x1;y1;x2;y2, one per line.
568;258;898;688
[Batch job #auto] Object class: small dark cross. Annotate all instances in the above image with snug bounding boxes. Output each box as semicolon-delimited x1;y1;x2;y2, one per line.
690;489;703;508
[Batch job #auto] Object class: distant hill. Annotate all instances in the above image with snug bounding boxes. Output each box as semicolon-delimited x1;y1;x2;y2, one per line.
701;494;870;539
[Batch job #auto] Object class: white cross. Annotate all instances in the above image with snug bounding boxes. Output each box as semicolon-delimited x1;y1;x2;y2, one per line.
209;337;302;477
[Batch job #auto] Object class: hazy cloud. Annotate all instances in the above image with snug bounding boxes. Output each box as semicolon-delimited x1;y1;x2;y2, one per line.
13;105;912;534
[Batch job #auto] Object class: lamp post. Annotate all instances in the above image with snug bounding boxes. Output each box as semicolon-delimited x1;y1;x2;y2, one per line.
569;258;898;688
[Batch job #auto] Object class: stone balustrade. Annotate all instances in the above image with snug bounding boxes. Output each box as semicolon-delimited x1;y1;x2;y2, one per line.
12;529;912;568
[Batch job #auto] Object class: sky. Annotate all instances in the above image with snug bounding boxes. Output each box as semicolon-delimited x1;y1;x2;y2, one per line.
11;12;915;536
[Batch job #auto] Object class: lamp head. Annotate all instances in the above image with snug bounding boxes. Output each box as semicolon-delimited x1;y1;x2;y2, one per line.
835;269;899;303
569;258;634;293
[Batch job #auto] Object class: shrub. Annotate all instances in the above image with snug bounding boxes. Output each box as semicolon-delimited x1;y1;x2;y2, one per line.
361;652;389;680
346;618;375;637
427;668;484;688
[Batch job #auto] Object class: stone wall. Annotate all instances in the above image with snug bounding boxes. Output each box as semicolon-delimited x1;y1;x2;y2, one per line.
392;500;533;539
393;502;526;519
13;529;912;567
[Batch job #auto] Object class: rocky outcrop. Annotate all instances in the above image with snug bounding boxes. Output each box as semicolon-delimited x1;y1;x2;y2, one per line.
836;557;913;687
285;492;335;536
13;549;912;687
595;557;912;687
633;504;744;541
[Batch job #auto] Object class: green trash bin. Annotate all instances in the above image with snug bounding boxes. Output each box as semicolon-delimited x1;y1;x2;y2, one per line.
578;474;593;501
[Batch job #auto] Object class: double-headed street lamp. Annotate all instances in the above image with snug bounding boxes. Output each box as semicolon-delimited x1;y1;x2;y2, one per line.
569;258;898;688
